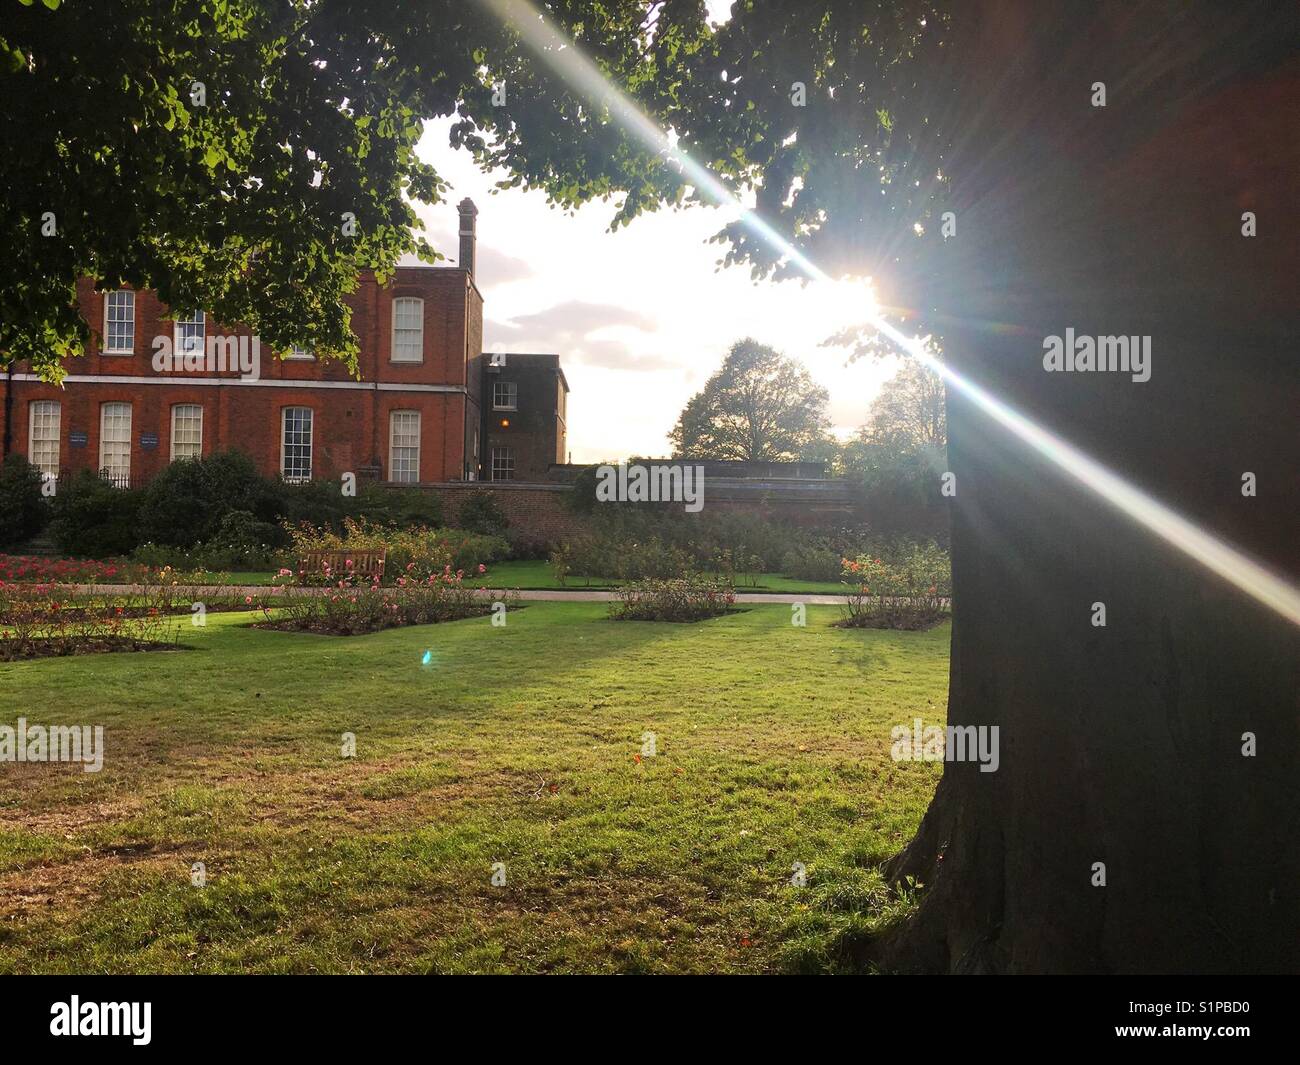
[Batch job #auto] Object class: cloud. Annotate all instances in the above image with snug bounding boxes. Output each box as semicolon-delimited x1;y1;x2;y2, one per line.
475;246;534;285
488;301;677;371
418;223;534;287
506;300;657;335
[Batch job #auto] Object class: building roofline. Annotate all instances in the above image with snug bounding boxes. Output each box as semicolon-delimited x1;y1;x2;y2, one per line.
480;351;568;392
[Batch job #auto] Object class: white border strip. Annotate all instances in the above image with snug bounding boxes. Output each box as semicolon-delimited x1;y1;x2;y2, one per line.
10;373;465;394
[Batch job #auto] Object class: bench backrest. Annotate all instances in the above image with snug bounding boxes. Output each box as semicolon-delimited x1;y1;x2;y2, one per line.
298;548;387;580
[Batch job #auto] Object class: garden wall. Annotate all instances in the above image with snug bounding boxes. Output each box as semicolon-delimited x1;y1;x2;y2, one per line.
424;482;589;544
420;477;870;545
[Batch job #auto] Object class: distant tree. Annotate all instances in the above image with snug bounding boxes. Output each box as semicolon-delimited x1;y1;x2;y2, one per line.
668;339;830;461
840;354;946;523
857;357;946;451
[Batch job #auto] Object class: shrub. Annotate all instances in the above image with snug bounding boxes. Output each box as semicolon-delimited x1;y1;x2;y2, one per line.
563;464;603;514
562;533;694;581
0;455;49;550
549;543;572;587
616;537;695;580
440;529;509;573
504;528;552;560
287;518;507;585
546;508;937;588
553;508;817;582
780;543;843;582
276;479;442;532
260;568;516;636
276;478;354;531
610;576;737;622
198;509;283;567
703;546;763;587
456;488;509;535
135;450;279;548
838;543;951;630
134;510;284;572
0;580;181;660
49;472;143;557
355;484;443;527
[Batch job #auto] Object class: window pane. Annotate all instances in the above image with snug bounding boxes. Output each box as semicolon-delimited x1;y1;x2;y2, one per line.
491;446;514;482
389;410;421;483
171;404;203;460
493;381;517;410
391;298;424;362
99;402;132;487
28;400;61;478
105;291;135;352
175;310;205;357
282;406;313;482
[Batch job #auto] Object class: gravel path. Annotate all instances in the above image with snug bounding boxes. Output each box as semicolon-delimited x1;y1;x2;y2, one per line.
66;583;857;605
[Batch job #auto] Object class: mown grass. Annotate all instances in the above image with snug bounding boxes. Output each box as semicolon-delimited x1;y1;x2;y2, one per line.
0;602;947;973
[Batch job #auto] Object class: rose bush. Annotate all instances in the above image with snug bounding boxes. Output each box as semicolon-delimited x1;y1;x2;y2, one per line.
839;543;951;630
609;576;737;622
288;518;508;585
0;580;182;660
260;564;513;635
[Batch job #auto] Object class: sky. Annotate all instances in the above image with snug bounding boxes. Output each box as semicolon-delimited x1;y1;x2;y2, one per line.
407;11;904;463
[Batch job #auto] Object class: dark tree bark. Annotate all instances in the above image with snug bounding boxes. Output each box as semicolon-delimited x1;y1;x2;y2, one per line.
878;4;1300;973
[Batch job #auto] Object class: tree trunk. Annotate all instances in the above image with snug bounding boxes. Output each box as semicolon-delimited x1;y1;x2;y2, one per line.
878;4;1300;973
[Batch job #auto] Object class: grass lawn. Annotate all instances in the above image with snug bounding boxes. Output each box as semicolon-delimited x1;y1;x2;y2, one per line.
0;603;947;974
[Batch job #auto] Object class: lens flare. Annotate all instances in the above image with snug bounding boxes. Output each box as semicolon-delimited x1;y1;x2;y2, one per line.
476;0;1300;626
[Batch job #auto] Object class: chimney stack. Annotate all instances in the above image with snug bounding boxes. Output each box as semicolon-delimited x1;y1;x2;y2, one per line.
457;198;478;277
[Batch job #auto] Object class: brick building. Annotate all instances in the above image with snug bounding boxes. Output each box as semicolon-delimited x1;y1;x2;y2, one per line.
474;352;569;483
0;201;567;488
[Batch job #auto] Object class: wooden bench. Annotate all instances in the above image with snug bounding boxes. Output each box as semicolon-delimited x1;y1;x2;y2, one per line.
298;548;386;583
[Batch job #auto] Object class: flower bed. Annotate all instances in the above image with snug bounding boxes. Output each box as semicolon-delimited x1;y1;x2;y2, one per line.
609;577;737;622
288;518;508;586
836;545;951;630
255;567;516;636
0;554;233;587
0;581;183;661
0;555;142;585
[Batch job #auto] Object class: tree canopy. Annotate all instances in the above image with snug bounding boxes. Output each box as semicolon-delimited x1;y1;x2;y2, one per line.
1;0;716;378
841;354;946;505
3;0;957;379
856;356;946;451
668;338;830;461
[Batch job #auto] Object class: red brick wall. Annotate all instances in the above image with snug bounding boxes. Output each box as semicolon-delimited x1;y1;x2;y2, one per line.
1;268;479;485
420;480;872;547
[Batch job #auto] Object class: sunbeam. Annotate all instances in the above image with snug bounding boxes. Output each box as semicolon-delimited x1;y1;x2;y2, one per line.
476;0;1300;626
